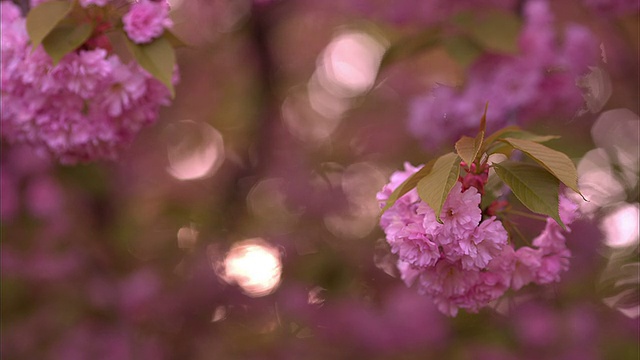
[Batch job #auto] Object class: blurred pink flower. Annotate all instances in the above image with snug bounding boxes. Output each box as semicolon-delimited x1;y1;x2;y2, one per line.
408;0;599;149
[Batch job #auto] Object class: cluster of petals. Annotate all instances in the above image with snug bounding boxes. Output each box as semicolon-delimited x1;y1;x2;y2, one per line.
378;163;578;316
123;0;173;44
0;1;176;164
408;0;599;150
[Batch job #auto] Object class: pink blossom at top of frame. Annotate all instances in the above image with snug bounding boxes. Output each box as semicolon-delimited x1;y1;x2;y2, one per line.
0;3;177;163
123;0;173;44
407;0;599;150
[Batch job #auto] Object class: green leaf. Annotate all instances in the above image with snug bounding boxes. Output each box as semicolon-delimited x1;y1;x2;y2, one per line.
42;23;95;65
499;137;583;197
442;35;482;68
125;36;176;97
417;152;461;223
484;125;521;148
455;135;479;166
479;102;488;133
493;161;564;229
484;126;560;155
380;159;436;213
26;1;73;51
466;10;522;54
163;30;189;48
455;104;488;165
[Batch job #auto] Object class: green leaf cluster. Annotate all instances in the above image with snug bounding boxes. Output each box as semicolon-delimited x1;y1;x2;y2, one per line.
25;1;181;97
27;1;92;65
381;108;584;229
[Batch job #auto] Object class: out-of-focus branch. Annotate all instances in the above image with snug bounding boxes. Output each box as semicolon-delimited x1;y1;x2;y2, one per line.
210;1;290;237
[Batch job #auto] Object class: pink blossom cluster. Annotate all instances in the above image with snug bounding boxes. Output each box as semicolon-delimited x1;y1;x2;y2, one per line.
377;163;578;316
408;0;599;150
0;1;177;164
123;0;173;44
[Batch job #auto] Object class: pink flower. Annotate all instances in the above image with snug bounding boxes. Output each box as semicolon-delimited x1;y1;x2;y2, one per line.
458;217;509;270
390;222;441;268
123;0;173;44
377;162;422;208
99;58;148;117
52;49;111;98
534;252;570;284
432;183;482;241
379;161;580;316
0;6;178;163
512;247;542;290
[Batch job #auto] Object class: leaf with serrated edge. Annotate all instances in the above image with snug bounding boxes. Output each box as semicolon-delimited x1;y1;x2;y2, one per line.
27;1;73;51
484;125;521;149
125;36;176;97
484;126;559;151
456;105;487;165
500;137;582;197
455;136;478;165
417;152;461;223
493;161;565;229
479;102;488;133
42;23;94;65
380;159;436;213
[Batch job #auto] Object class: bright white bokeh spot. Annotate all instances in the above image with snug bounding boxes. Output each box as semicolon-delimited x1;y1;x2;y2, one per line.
591;109;640;188
166;120;225;181
318;31;386;98
576;148;626;215
600;203;640;248
221;238;282;297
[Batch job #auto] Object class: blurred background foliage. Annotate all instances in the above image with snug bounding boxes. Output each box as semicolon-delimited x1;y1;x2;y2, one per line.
1;0;639;359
